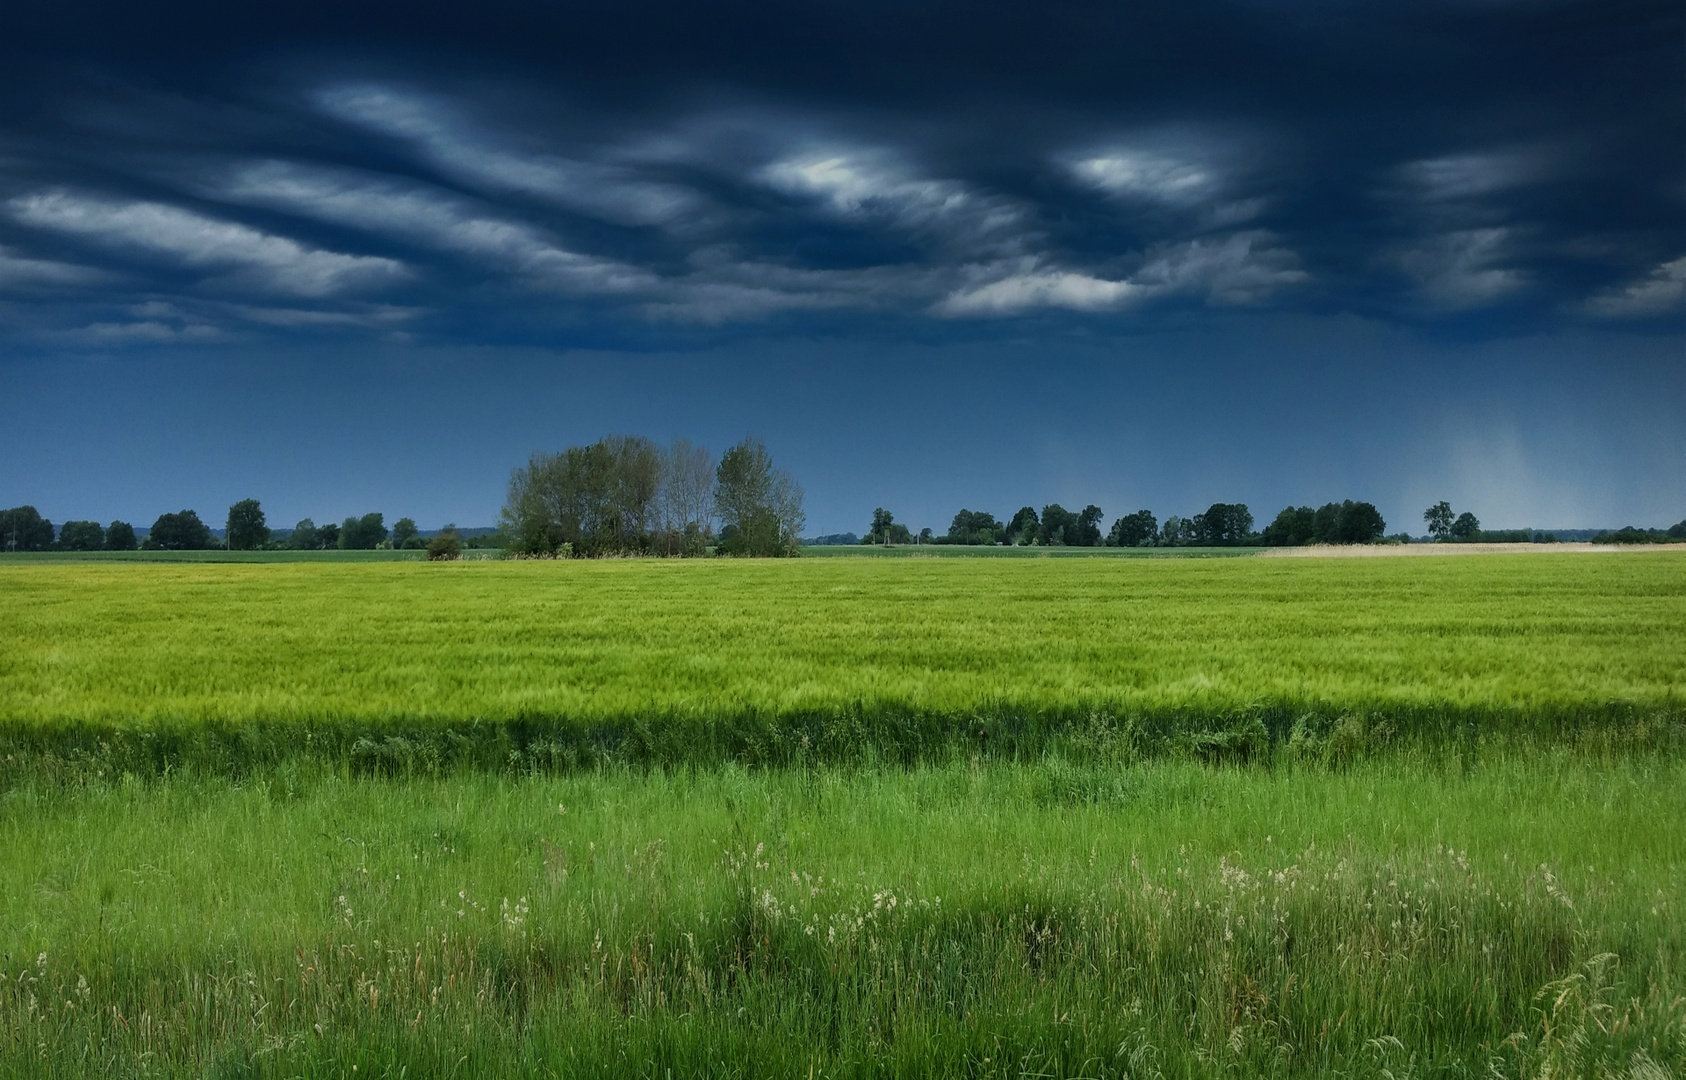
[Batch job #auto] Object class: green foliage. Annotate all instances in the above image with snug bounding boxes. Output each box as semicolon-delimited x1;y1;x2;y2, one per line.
288;517;320;550
1005;505;1039;545
224;497;269;550
1189;502;1254;545
946;508;1002;545
56;519;105;551
1107;508;1157;547
0;505;54;551
1451;511;1482;541
339;512;387;550
1264;501;1386;546
392;516;421;549
715;437;803;556
1594;526;1683;545
103;519;137;551
426;528;462;561
505;436;722;556
143;508;212;550
1424;500;1454;541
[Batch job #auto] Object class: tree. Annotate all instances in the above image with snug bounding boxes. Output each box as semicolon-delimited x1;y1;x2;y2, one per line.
391;517;421;549
947;509;1002;545
1450;511;1481;541
1073;505;1104;547
1004;506;1039;545
339;513;388;550
503;436;671;556
146;509;213;550
1334;501;1386;544
58;520;105;551
1039;504;1076;546
1262;506;1315;547
1424;501;1454;542
714;437;803;556
865;507;896;545
1193;503;1253;546
317;521;340;549
1107;509;1158;547
289;518;319;550
656;439;716;555
427;527;462;561
1159;515;1186;546
105;520;138;551
225;498;270;550
1668;519;1685;540
0;506;54;552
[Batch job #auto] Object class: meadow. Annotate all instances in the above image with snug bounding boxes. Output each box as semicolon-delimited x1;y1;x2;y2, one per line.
1;552;1682;1076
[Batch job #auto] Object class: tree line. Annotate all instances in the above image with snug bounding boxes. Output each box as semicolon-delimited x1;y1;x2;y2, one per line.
0;503;465;558
861;499;1385;548
501;436;804;557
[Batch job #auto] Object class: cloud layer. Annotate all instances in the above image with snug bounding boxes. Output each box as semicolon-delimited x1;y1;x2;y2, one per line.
0;0;1678;343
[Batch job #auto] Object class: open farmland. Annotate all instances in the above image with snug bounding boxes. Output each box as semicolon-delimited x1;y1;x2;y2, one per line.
2;553;1683;1077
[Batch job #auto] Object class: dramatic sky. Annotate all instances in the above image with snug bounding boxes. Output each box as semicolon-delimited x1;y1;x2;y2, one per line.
2;0;1682;534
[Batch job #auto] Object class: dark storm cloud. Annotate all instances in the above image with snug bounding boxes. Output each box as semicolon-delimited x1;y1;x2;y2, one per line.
0;0;1680;344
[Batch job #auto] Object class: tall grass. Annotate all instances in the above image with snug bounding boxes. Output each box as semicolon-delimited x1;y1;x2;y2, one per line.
2;555;1682;778
2;754;1681;1077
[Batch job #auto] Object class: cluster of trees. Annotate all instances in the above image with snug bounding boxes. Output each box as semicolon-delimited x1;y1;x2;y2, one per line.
1262;501;1388;546
1592;522;1686;544
1;502;451;554
502;436;804;558
3;506;139;552
854;498;1387;549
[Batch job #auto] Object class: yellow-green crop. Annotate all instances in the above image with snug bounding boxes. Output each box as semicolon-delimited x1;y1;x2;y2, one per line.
2;553;1682;730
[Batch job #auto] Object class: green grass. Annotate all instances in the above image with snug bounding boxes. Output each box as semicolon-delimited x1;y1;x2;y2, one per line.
800;544;1260;557
2;756;1681;1077
1;554;1681;773
2;554;1682;1075
0;548;485;564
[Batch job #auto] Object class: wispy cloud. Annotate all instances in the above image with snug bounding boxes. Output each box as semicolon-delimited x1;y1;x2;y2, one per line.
214;161;657;294
315;85;704;228
1069;149;1216;204
1585;255;1686;318
7;191;407;297
1395;228;1524;309
0;244;106;289
937;232;1305;316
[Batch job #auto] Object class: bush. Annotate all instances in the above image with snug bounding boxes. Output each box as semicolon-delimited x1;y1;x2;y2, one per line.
426;532;462;561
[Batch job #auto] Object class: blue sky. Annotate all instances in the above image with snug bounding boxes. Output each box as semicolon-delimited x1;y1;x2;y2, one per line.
2;0;1681;535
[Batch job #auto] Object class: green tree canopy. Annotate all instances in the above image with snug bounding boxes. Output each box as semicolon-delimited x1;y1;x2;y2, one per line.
225;499;270;551
0;506;54;552
145;510;212;550
339;513;388;550
1423;501;1454;541
105;520;137;551
57;520;105;551
1107;509;1158;547
392;517;422;549
1450;511;1481;541
288;519;320;550
714;437;803;556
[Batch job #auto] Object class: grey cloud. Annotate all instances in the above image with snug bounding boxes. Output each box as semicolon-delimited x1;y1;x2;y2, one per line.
1585;255;1686;318
7;190;408;297
213;161;659;294
315;85;706;228
1394;228;1525;309
0;244;107;289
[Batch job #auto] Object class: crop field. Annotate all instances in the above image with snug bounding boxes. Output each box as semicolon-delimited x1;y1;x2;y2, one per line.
2;553;1683;1076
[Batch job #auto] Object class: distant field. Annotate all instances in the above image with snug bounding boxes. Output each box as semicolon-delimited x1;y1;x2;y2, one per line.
1;553;1680;753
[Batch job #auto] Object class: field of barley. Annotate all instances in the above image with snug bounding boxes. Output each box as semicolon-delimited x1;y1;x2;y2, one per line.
1;552;1682;1077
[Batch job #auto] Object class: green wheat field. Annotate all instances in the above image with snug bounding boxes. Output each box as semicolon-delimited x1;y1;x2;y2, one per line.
2;552;1683;1077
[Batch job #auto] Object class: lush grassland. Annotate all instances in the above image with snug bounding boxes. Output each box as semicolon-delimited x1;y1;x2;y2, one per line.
2;554;1682;1075
3;755;1681;1077
2;554;1682;744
